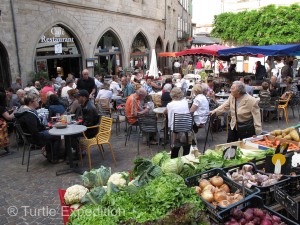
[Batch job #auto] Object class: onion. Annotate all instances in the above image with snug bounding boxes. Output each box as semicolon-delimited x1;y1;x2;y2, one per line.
271;215;281;223
199;179;211;189
214;190;227;202
210;175;224;187
194;186;201;195
201;190;214;203
232;207;243;219
203;184;215;193
220;183;230;193
253;208;265;218
261;219;272;225
218;199;231;207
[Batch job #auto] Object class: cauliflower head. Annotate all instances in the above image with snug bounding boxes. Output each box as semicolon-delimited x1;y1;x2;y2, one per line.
107;172;128;187
64;184;89;205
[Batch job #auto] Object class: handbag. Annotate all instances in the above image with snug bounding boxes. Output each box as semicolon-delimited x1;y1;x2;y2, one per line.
235;99;255;138
0;118;9;148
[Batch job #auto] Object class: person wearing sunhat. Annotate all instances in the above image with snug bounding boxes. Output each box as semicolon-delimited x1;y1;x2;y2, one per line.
74;89;99;138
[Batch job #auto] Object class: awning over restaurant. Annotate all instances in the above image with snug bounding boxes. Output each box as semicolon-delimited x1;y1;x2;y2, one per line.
157;52;178;57
176;45;230;57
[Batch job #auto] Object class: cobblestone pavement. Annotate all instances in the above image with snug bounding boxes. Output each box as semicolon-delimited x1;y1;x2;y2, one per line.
0;112;299;225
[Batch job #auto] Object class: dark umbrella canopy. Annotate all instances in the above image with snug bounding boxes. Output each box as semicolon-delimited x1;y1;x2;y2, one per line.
218;44;300;56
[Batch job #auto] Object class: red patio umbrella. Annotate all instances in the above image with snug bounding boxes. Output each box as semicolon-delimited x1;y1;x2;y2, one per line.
176;45;230;57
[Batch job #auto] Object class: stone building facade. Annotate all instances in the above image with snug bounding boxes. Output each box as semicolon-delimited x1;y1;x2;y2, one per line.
0;0;192;88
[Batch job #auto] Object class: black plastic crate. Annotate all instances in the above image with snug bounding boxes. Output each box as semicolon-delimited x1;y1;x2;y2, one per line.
185;168;260;220
288;167;300;197
247;159;300;197
223;162;290;205
217;195;298;225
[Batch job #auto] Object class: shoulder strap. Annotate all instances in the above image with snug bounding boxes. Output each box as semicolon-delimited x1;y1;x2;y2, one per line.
235;98;238;130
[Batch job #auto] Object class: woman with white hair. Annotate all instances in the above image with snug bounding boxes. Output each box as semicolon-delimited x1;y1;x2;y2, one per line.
210;81;261;142
190;84;210;133
161;83;172;107
163;87;189;130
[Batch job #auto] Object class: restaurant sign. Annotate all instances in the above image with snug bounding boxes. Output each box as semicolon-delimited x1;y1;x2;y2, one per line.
40;26;74;43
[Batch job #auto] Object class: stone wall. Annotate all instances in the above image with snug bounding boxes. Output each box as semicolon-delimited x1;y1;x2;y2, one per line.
0;0;191;83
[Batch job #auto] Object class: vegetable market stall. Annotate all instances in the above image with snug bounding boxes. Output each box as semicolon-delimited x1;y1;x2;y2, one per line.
59;126;300;224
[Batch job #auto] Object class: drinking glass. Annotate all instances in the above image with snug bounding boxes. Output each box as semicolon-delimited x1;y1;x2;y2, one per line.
56;113;61;121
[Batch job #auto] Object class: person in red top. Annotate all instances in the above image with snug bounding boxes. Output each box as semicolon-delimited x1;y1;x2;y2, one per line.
125;88;147;125
41;81;55;96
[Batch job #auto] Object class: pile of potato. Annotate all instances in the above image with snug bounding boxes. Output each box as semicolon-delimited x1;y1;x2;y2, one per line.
270;127;299;142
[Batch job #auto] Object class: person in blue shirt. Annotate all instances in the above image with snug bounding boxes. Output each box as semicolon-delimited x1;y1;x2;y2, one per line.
121;77;135;99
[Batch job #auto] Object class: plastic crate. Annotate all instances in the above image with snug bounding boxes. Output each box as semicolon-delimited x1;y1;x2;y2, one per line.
223;162;290;206
247;158;300;197
217;195;298;225
58;189;70;225
288;167;300;197
185;168;260;222
58;189;82;225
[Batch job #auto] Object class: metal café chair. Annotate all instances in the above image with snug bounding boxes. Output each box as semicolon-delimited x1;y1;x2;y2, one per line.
15;123;46;172
137;114;160;155
171;113;194;148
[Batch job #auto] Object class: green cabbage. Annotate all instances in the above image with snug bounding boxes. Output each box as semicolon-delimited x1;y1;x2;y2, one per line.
151;151;170;166
179;163;196;179
161;158;184;174
81;186;107;205
81;166;111;188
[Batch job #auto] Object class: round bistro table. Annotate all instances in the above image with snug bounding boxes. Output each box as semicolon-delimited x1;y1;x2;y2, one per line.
49;124;87;175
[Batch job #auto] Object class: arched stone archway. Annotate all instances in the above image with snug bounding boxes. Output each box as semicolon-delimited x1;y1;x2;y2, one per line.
155;37;163;71
165;42;170;71
95;30;123;75
35;24;83;80
130;32;150;72
166;42;170;52
0;42;11;90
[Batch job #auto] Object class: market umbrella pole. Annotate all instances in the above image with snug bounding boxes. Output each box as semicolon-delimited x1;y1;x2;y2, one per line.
149;49;159;79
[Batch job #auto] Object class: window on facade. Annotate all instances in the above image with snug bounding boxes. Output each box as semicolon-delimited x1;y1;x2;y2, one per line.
131;33;149;52
97;31;120;51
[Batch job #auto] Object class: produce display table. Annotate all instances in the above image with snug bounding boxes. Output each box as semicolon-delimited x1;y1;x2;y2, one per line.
60;125;300;225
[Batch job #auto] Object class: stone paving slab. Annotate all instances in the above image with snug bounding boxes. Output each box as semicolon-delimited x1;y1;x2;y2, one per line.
0;112;299;224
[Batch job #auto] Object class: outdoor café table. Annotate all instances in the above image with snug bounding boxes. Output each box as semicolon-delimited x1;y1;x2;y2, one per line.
111;95;122;100
153;107;168;145
49;124;87;176
153;107;166;114
215;92;230;98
